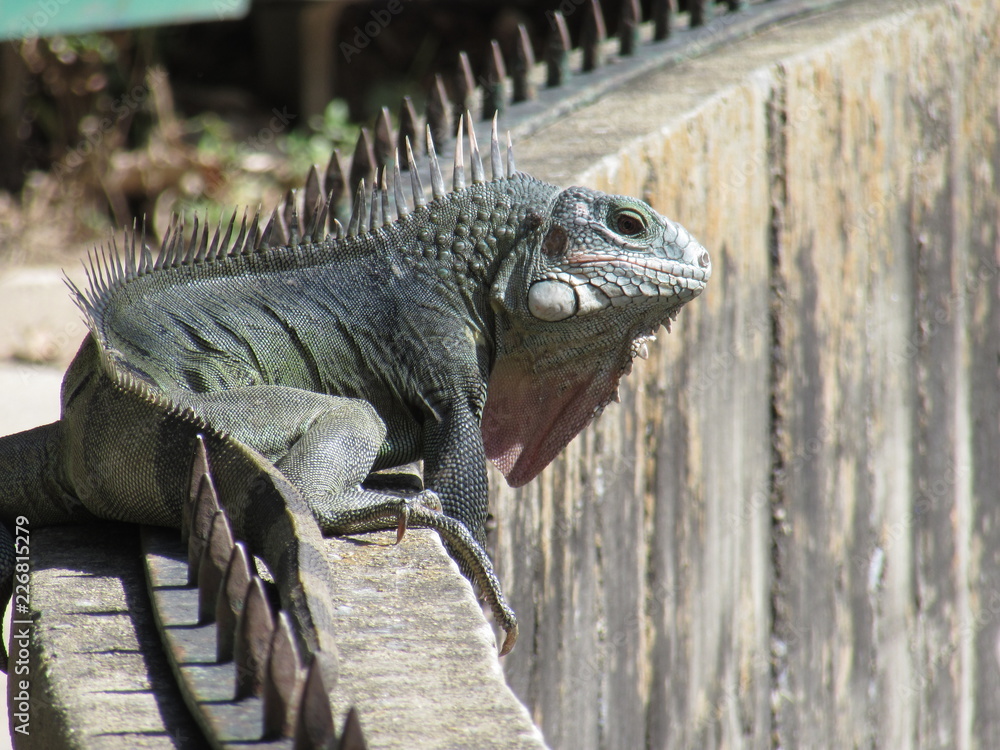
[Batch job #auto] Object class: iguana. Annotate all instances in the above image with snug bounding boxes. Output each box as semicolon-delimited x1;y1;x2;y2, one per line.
0;115;710;667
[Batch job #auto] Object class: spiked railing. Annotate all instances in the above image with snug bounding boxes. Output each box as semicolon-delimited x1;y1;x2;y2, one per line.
291;0;831;223
141;437;367;749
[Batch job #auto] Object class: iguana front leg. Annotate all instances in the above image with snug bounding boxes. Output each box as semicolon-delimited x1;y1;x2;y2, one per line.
180;386;518;653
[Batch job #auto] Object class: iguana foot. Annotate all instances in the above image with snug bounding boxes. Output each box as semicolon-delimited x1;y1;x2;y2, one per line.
393;490;443;543
403;504;518;655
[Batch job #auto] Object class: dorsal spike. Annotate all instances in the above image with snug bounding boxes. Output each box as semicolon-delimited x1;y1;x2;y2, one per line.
405;137;426;208
140;240;154;273
347;179;365;237
393;149;408;217
380;168;392;226
246;208;261;253
490;113;503;181
307;192;328;242
219;210;239;259
467;112;485;184
124;220;138;277
506;131;516;177
206;221;223;261
426;125;445;199
284;191;301;246
453;117;466;191
260;206;278;249
367;170;380;232
333;218;344;240
196;215;210;261
230;210;249;257
188;215;204;263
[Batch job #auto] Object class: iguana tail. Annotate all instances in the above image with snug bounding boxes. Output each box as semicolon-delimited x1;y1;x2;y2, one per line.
0;421;99;671
0;421;99;528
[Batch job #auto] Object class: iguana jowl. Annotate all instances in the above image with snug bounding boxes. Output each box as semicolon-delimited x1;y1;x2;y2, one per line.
0;115;710;661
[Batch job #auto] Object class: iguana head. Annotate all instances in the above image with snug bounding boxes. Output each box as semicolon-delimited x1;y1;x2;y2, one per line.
483;185;711;487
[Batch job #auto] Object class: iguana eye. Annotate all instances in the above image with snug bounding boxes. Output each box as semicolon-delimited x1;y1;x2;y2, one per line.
612;208;646;237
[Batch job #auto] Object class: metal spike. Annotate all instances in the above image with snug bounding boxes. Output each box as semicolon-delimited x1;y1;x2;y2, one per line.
393;149;408;217
455;52;477;134
490;114;502;181
198;510;234;624
397;97;419;162
183;435;211;545
582;0;607;72
546;11;571;87
263;612;305;739
234;577;275;700
426;74;452;148
467;112;485;184
216;542;252;662
506;131;516;177
620;0;640;56
426;125;445;199
513;24;536;102
690;0;707;27
453;117;466;191
349;128;376;196
367;172;380;232
347;180;366;237
339;707;368;750
405;137;426;208
483;40;507;119
379;169;392;226
304;166;322;223
293;654;338;750
187;472;222;585
653;0;672;41
374;107;394;168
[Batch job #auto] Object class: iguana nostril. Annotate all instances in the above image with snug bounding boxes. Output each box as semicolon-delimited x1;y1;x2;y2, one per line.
699;250;711;268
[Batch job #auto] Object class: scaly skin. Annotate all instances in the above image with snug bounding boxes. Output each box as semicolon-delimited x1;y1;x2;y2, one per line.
0;123;711;666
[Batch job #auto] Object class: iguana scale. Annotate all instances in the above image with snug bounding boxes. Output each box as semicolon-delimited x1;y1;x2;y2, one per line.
0;116;710;666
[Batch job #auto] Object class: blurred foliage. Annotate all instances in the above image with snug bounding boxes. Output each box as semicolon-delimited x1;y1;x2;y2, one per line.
2;30;358;251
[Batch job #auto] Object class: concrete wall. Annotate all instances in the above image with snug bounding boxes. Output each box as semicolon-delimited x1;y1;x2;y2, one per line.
493;2;1000;748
